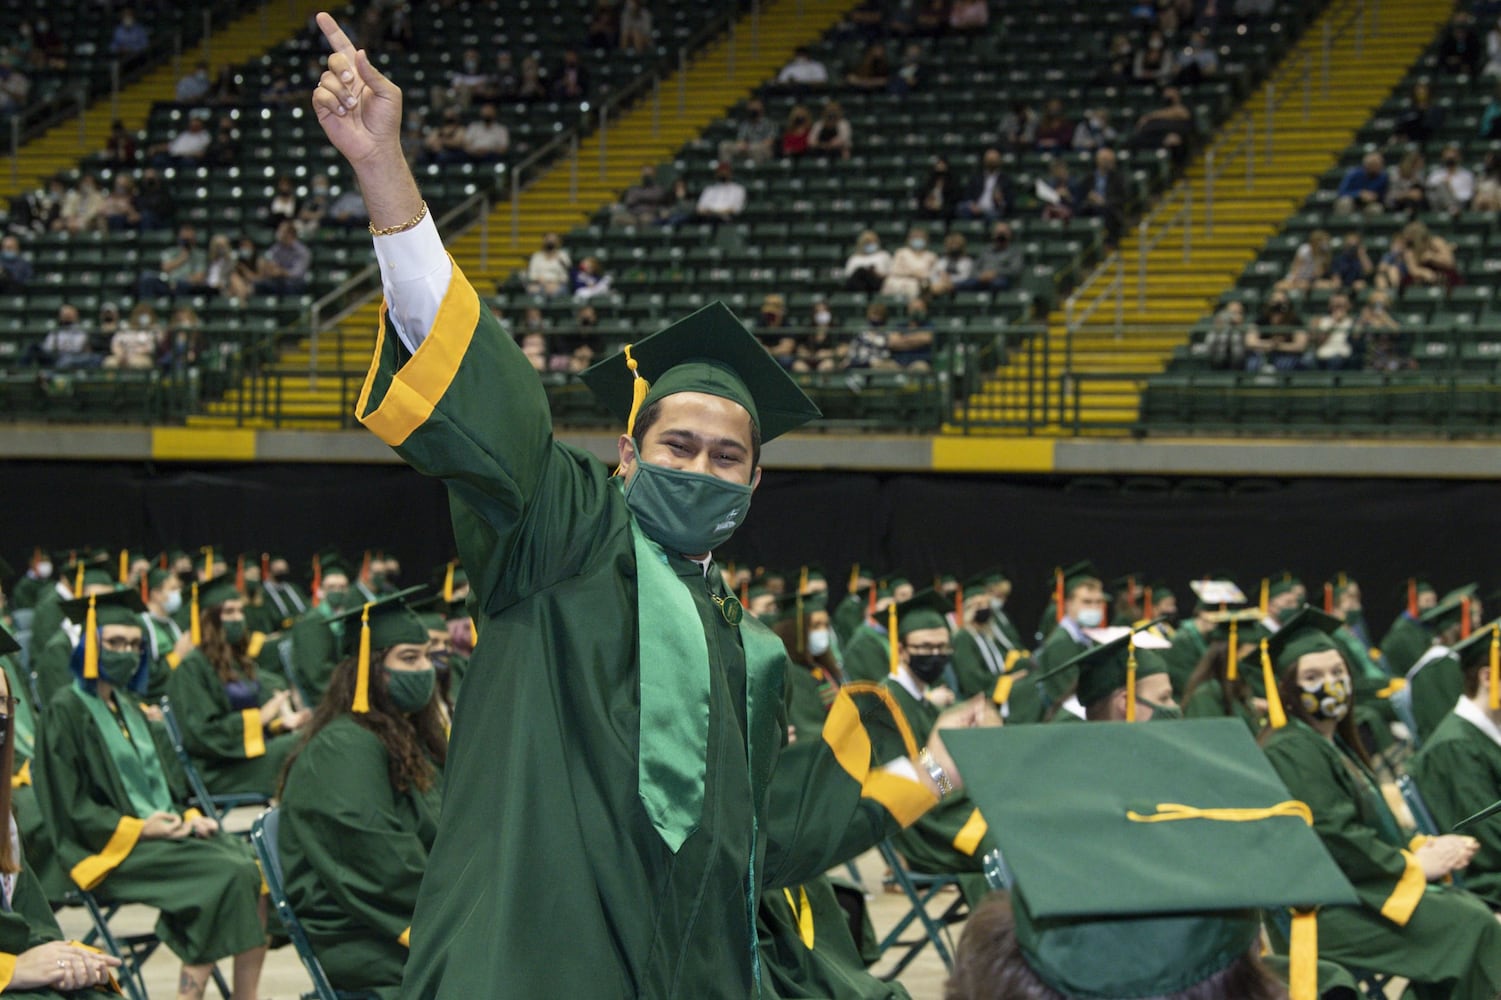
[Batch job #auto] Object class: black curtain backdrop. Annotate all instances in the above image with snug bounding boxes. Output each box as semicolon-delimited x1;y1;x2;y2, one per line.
4;459;1498;635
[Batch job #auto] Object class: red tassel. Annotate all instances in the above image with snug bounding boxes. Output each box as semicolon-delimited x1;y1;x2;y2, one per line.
260;552;271;582
1324;582;1334;615
311;554;323;597
1054;567;1065;624
235;555;245;594
1407;579;1418;618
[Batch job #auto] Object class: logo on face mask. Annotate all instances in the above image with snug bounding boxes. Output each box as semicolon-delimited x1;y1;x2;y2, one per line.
1298;677;1351;721
622;441;754;556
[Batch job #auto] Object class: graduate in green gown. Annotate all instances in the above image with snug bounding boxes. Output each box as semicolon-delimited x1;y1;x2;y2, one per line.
285;560;356;707
32;591;268;1000
0;630;59;903
1163;579;1245;698
950;571;1027;703
830;568;875;649
139;569;192;701
1379;577;1440;677
1182;609;1265;733
841;579;913;684
259;554;311;631
7;551;51;614
312;18;996;993
1029;561;1104;708
1404;589;1481;745
166;574;309;798
32;570;116;709
1407;620;1501;909
278;595;446;1000
770;592;844;746
1260;608;1501;1000
1039;622;1180;724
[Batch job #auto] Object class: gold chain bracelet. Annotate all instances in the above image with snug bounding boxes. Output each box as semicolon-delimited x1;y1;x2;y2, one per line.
369;200;429;238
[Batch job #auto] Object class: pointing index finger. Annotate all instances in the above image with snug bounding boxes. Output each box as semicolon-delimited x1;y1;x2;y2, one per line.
316;11;358;59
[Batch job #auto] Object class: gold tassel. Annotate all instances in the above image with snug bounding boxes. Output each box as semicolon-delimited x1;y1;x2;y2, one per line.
1259;577;1269;617
353;603;373;713
202;545;212;580
190;583;201;646
442;562;456;604
1289;909;1317;1000
1227;618;1239;682
117;549;128;584
624;343;650;437
798;565;809;594
847;563;859;595
1262;638;1287;729
83;594;99;680
888;601;899;676
1125;639;1138;723
1489;626;1499;712
73;563;85;597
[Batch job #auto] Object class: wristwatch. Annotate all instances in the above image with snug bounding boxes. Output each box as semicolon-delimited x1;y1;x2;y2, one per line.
918;748;954;797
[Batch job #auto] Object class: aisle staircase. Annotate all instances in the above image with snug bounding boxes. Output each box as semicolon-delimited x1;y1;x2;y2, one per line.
960;0;1454;434
193;0;860;429
0;1;321;203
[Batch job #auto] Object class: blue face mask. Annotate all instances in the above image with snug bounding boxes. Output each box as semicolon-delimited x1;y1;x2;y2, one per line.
1076;606;1104;628
622;441;753;556
163;589;183;615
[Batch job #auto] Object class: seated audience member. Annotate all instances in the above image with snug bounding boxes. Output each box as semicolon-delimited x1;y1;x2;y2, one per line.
266;175;299;226
998;101;1038;150
0;235;32;291
1330;232;1373;290
845;42;890;90
423;107;467;165
1401;221;1460;289
1311;293;1360;371
1245;294;1309;372
794;300;845;372
1392;81;1443;144
694;162;747;223
1472;151;1501;211
34;592;269;1000
619;0;653;54
1437;12;1483;76
461;104;509;163
1375;235;1410;290
780;105;814;157
31;305;96;371
958;148;1009;220
1334;152;1388;215
948;0;990;33
1034;99;1073;153
1132;30;1176;86
843;230;890;294
718;100;777;164
254;222;312;295
526;233;571;296
1037;158;1079;220
1205;300;1256;372
754;294;797;369
1426;142;1475;215
776;48;829;86
808;102;853;159
1176;28;1220;85
962;222;1024;291
915;155;960;220
571;256;612;300
549;49;590;101
883;227;938;300
139;224;209;299
103;304;161;371
617;165;671;225
1132;87;1194;164
1076;147;1127;246
1071;108;1118;152
1275;229;1337;293
931;233;974;293
327;182;370;228
99;175;140;231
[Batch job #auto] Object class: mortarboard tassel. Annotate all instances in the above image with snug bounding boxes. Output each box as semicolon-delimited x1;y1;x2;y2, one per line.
260;552;271;582
1142;586;1153;621
623;344;651;438
139;573;149;604
190;583;201;646
740;579;748;605
202;546;213;580
1262;638;1287;729
796;594;805;653
1227;617;1239;682
83;594;99;680
1407;578;1418;618
29;547;41;572
798;566;808;594
73;563;85;598
352;603;373;713
866;584;876;620
1323;582;1333;615
955;585;964;627
1053;567;1064;624
1125;638;1137;723
1259;577;1269;618
158;551;167;570
442;562;456;604
1489;626;1500;712
311;554;323;599
359;550;372;585
888;601;899;677
1461;596;1473;640
235;555;246;594
847;563;859;595
783;886;814;950
118;549;129;584
1289;909;1318;1000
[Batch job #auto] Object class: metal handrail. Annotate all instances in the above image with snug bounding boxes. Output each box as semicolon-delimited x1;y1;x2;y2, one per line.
1136;183;1192;310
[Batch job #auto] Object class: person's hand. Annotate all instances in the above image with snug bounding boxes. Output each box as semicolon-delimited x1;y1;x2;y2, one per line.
141;811;189;840
139;703;164;723
187;814;220;839
925;685;957;709
280;707;312;731
262;690;290;716
311;12;403;169
9;941;120;991
172;630;197;661
1416;835;1475;880
923;695;1003;793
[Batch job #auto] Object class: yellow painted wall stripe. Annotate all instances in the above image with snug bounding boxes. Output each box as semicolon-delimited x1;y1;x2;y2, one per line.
151;428;257;461
931;437;1056;473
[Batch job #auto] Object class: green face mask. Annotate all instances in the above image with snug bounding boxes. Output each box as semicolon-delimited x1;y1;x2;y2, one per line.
221;619;246;645
324;589;351;612
1139;698;1183;722
384;667;436;713
100;650;141;689
622;441;753;556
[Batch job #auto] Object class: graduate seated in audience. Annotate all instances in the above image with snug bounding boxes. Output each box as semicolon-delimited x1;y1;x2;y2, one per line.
287;557;357;706
771;591;844;743
1041;624;1178;724
166;575;310;798
1261;608;1501;999
1407;619;1501;910
0;622;63;903
1182;610;1266;733
34;592;269;1000
1379;577;1441;676
0;623;124;997
951;570;1033;714
277;595;445;1000
140;568;194;700
31;568;118;708
1030;562;1105;708
1404;587;1484;744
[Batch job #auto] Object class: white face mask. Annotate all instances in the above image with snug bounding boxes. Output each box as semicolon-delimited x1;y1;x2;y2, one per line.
807;628;831;657
813;310;832;325
990;597;1006;615
163;589;183;615
34;560;52;580
1076;606;1104;628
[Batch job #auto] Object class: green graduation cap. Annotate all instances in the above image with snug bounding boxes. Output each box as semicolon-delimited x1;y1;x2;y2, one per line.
60;589;147;683
578;301;821;443
964;567;1010;592
0;622;18;657
1452;618;1501;668
0;555;12;582
195;573;241;611
1419;583;1478;632
325;587;431;713
1205;608;1265;678
1042;622;1172;717
1260;607;1343;730
774;590;829;617
1057;560;1101;596
943;719;1358;1000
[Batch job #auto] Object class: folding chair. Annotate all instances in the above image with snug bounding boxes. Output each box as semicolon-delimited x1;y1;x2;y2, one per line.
251;808;374;1000
158;698;270;827
65;889;231;1000
873;841;968;980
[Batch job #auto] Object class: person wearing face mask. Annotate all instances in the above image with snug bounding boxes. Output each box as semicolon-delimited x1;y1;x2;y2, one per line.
1;614;58;901
259;553;309;629
1402;586;1483;745
313;18;995;993
1164;578;1245;698
9;549;53;612
793;299;843;372
1183;610;1268;733
524;231;571;296
1031;561;1105;708
277;593;446;1000
1262;608;1501;1000
753;294;797;369
1042;623;1181;723
770;592;845;743
881;227;937;300
166;575;309;797
35;591;270;1000
842;230;890;293
416;606;459;727
286;557;359;707
1378;576;1440;677
951;571;1034;712
842;577;916;683
141;568;194;700
1408;619;1501;910
32;567;117;708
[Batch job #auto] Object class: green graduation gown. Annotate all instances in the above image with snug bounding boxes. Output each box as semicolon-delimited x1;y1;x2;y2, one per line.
165;650;294;797
356;267;936;998
839;624;891;685
9;575;44;612
31;633;74;710
1379;614;1432;679
783;662;836;749
140;612;182;701
1182;677;1259;734
831;596;867;650
756;876;908;1000
1263;720;1501;999
278;716;441;1000
1;655;62;903
951;625;1017;702
22;587;65;674
1408;707;1501;910
33;684;265;965
1031;620;1089;707
0;827;73;999
1407;649;1462;746
286;611;340;708
1162;623;1209;699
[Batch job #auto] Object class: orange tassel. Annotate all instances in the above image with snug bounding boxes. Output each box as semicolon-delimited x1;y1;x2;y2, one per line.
955;585;964;626
1142;586;1154;621
235;555;246;594
260;552;271;582
1461;596;1474;640
311;554;323;597
1407;579;1418;618
1054;567;1065;624
1323;582;1333;615
359;550;372;585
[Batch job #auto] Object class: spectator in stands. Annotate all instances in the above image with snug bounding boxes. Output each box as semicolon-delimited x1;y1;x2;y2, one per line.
846;41;891;90
1385;150;1428;215
131;168;171;231
204;234;249;298
1206;300;1255;371
1333;151;1387;215
1359;290;1413;372
1133;87;1194;164
1034;99;1074;154
1095;33;1137;88
1486;22;1501;78
795;299;844;372
718;100;777;165
1331;232;1373;291
958;148;1009;220
233;236;261;292
777;47;829;87
105;304;162;371
296;175;331;236
160;307;204;371
808;102;853;159
108;7;149;59
140;224;208;299
159;116;212;168
694;162;747;224
616;165;670;225
526;233;572;296
1176;28;1219;85
1426;143;1475;215
327;181;369;228
551;49;591;101
59;175;105;234
1400;221;1460;289
1275;229;1336;293
439;48;490;112
1133;30;1176;86
210;67;243;105
998;101;1038;150
260;73;298;106
571;256;612;300
889;42;924;95
1391;81;1443;144
515;308;547;371
0;57;31;115
916;155;960;220
103;120;137;167
255;222;312;296
99;175;140;231
479;52;519;103
0;235;29;290
551;306;602;373
385;2;416;52
963;221;1025;291
462;104;509;163
1473;152;1501;211
28;17;65;70
176;62;211;103
930;232;974;295
1374;234;1409;290
755;294;797;369
400;110;426;167
97;302;120;344
663;177;695;226
1437;12;1483;76
207;115;242;167
267;175;300;226
32;304;96;370
948;0;990;33
845;230;891;293
423;107;467;165
885;227;939;300
517;56;547;102
586;3;619;50
780;104;813;156
1077;146;1128;247
620;0;654;54
1072;108;1118;152
1245;293;1308;372
894;298;935;368
1038;157;1080;220
1312;293;1360;370
844;301;896;370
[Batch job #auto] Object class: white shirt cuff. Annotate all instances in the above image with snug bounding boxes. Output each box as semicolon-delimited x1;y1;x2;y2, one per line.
373;211;453;355
881;757;921;783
